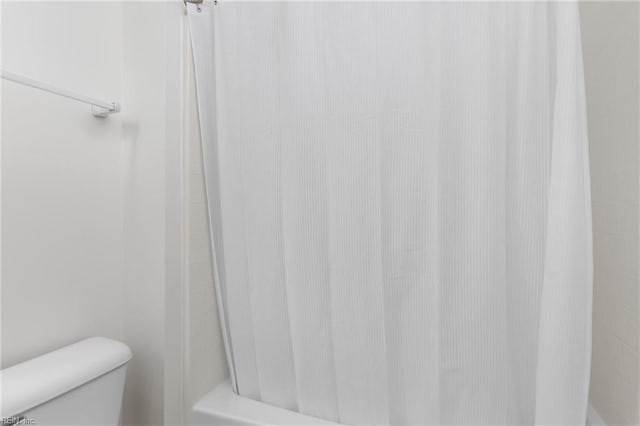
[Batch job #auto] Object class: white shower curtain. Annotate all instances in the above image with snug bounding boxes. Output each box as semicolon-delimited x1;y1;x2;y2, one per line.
188;2;592;425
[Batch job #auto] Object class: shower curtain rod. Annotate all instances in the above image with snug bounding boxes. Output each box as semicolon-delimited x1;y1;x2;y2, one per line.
1;70;120;118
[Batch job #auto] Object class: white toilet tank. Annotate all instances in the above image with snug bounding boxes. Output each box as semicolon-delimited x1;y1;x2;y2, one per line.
0;337;132;426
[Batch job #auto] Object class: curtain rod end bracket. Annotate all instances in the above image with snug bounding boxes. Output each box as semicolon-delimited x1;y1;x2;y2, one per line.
91;102;120;118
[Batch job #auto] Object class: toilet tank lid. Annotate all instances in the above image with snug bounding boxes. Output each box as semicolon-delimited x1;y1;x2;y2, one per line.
0;337;132;417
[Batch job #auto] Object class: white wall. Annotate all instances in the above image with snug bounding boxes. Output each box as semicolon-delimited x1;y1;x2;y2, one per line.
1;2;188;425
121;2;185;425
580;2;640;424
1;0;125;368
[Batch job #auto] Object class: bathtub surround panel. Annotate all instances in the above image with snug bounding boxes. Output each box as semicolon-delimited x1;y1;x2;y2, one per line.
189;3;592;425
184;36;230;409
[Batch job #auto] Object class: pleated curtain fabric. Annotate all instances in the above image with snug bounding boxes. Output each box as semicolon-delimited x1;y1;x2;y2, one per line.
188;2;592;425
